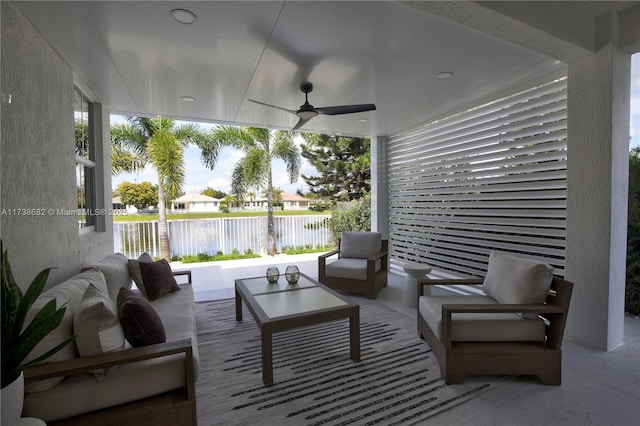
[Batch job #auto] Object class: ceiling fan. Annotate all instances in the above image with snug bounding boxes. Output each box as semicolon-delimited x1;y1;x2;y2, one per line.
248;82;376;131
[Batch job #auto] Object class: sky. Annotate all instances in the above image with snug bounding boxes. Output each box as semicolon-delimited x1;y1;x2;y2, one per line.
112;53;640;195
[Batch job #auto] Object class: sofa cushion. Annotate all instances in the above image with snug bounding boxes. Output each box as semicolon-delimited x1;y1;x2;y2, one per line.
74;283;125;380
137;259;180;301
82;253;132;301
23;269;106;393
340;232;382;259
419;295;546;342
128;252;154;297
149;284;200;381
325;258;381;281
117;288;166;347
483;250;554;319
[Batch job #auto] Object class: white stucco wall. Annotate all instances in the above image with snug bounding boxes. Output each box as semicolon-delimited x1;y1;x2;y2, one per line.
1;2;113;289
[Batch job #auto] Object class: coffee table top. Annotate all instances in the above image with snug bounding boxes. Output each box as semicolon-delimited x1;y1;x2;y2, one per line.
235;273;354;321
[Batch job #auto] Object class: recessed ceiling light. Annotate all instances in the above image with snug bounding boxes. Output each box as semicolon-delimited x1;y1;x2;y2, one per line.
437;71;453;80
181;96;196;102
171;9;197;24
358;118;368;123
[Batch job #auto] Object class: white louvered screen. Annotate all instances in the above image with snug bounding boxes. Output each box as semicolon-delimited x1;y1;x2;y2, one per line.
387;76;568;277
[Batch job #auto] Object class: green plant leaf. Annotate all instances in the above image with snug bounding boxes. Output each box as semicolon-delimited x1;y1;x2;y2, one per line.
6;301;67;372
21;334;76;368
14;268;52;344
1;248;22;358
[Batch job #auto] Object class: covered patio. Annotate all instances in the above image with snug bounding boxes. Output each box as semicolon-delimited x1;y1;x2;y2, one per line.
2;1;639;424
177;253;640;425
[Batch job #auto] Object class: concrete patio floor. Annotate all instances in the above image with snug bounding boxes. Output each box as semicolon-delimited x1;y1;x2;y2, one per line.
174;254;640;426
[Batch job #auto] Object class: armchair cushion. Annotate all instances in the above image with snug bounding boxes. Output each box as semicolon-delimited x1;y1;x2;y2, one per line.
325;258;381;281
483;251;554;319
419;295;546;342
340;232;382;259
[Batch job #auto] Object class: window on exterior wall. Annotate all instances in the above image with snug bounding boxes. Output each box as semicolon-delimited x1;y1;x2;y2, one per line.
387;74;568;277
74;87;96;232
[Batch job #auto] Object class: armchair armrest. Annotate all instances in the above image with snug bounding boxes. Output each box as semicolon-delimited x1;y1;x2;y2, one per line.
366;250;388;261
24;339;193;383
418;278;484;297
318;249;340;282
440;304;564;349
318;249;340;261
173;270;192;284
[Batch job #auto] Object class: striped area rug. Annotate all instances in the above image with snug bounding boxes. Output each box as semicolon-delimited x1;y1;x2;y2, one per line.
195;297;497;426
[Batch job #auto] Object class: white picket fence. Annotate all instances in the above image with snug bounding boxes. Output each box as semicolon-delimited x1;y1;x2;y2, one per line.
113;215;332;258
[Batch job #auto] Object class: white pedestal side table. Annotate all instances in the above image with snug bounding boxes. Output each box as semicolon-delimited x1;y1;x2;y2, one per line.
402;262;432;308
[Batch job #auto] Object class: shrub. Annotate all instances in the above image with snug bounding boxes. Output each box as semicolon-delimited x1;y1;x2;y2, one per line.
282;244;333;255
329;200;371;245
180;249;260;264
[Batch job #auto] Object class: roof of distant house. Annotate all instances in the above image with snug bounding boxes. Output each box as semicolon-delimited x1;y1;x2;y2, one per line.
280;192;310;202
171;193;221;202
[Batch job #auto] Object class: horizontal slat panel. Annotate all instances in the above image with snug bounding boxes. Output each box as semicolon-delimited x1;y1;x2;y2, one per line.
387;76;568;277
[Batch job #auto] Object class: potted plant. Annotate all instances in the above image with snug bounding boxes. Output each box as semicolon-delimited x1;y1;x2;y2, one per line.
1;241;74;423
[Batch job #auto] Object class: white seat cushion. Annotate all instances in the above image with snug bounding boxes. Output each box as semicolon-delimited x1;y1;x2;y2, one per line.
419;295;546;342
325;258;381;280
149;284;199;381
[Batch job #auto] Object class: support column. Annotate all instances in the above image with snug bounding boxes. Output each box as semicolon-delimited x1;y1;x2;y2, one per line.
565;20;631;350
370;136;389;238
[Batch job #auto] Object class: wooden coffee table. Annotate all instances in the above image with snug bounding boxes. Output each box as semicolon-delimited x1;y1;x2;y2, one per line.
235;272;360;385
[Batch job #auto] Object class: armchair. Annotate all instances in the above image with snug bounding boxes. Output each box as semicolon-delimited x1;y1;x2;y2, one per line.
417;251;573;385
318;232;388;299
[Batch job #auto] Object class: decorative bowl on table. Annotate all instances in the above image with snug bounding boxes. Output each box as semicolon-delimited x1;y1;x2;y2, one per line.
266;267;280;283
285;265;300;284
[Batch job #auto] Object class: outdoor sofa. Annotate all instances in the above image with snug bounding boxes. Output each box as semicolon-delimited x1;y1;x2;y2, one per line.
21;253;198;425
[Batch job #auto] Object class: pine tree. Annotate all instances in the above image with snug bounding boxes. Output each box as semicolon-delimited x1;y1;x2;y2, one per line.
300;134;371;201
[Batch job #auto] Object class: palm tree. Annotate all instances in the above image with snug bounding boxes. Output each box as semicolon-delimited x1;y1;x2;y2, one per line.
111;117;215;260
204;126;300;255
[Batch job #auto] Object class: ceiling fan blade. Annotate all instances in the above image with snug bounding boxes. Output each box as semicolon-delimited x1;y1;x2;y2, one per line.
314;104;377;116
291;116;313;131
248;99;297;115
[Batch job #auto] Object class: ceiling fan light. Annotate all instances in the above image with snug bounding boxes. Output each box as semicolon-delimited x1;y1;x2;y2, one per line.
297;110;318;120
171;9;197;24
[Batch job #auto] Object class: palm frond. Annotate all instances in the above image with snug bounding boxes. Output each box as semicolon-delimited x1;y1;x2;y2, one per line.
111;144;146;175
210;126;257;151
146;129;185;198
231;163;247;202
273;130;301;183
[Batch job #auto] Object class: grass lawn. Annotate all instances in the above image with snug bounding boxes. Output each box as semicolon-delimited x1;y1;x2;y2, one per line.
113;210;330;222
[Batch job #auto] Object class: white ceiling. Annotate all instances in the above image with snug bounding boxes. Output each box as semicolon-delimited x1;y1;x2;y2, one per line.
15;1;610;137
